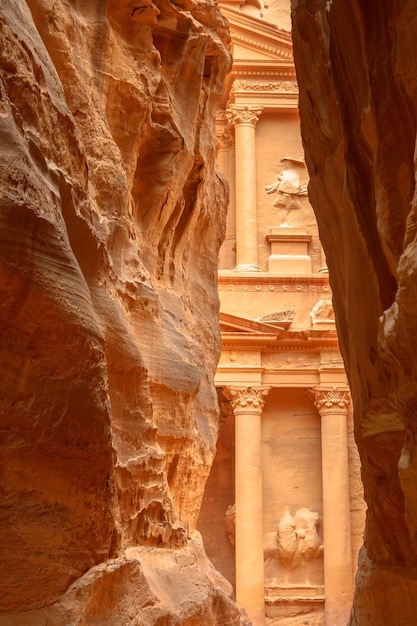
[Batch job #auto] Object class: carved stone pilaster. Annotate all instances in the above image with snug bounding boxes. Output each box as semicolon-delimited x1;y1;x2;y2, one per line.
226;104;263;127
312;387;350;414
227;385;270;414
311;384;353;615
227;383;269;623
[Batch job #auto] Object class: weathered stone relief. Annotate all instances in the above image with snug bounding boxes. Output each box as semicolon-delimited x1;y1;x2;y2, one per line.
277;506;323;573
265;157;308;211
233;79;298;92
258;309;296;326
218;350;262;366
264;505;323;588
225;504;236;546
261;351;321;370
310;299;335;326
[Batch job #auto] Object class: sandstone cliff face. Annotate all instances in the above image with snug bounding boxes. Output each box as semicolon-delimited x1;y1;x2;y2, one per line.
291;1;417;623
0;1;239;623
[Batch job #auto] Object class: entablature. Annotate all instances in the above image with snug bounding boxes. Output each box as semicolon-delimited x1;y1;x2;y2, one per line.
220;330;339;352
218;273;332;294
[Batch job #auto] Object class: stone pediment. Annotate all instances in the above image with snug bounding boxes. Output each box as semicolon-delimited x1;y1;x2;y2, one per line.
221;6;293;63
219;311;295;335
219;6;297;110
219;311;339;352
219;311;285;334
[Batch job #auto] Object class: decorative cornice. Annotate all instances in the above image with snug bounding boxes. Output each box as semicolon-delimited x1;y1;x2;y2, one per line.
218;274;332;293
312;387;351;414
219;5;293;57
226;385;271;413
233;32;292;58
220;331;340;353
226;104;263;126
266;232;311;244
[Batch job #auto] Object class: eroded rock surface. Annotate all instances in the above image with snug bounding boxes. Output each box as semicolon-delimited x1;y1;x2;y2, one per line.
291;1;417;623
0;1;239;623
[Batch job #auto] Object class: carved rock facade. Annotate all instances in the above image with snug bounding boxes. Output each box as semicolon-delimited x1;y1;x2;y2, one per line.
0;1;241;624
291;1;417;623
197;4;366;625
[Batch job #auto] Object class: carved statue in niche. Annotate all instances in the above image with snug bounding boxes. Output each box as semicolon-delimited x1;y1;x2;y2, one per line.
276;505;323;584
225;503;235;546
265;157;308;218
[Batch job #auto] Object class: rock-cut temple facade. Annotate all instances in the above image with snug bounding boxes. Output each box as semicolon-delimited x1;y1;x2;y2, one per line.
197;2;366;625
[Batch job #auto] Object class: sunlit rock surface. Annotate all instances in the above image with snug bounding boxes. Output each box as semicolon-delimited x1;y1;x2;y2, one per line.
291;1;417;623
0;1;241;623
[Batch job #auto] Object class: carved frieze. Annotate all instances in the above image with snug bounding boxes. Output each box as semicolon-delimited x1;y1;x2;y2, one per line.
258;310;296;323
233;79;298;93
218;281;331;293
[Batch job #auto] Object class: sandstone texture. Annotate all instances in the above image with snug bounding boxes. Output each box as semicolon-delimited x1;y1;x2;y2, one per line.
0;0;240;623
291;1;417;623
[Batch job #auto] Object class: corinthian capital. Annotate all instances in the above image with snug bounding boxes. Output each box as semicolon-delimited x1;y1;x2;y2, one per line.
226;385;271;414
225;105;263;127
312;387;351;414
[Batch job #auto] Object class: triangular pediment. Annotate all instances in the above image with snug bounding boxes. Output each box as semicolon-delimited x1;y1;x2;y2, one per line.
218;5;297;109
219;311;285;334
221;6;293;65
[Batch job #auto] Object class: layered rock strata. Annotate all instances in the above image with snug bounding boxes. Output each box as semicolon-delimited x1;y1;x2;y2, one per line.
291;1;417;623
0;0;239;623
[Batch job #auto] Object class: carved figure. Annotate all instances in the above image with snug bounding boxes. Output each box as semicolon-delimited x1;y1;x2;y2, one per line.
310;299;335;325
265;157;308;212
276;505;323;584
225;504;236;546
277;505;300;568
294;507;323;563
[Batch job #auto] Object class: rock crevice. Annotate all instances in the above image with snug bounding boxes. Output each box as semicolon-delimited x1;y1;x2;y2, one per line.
0;0;236;623
291;1;417;622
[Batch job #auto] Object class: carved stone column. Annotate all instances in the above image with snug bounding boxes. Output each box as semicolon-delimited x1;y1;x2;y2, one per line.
216;122;236;269
226;105;263;271
227;385;270;626
313;387;353;626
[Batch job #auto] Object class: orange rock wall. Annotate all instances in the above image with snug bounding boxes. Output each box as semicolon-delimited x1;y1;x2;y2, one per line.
291;1;417;622
0;1;241;623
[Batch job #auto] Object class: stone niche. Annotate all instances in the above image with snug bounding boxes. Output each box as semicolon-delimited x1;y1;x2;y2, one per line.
262;388;324;622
